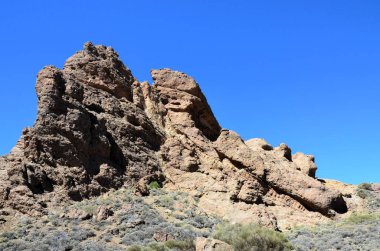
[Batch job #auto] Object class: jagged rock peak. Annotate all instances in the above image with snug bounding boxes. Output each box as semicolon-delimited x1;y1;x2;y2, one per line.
151;68;221;141
0;43;347;230
63;41;134;100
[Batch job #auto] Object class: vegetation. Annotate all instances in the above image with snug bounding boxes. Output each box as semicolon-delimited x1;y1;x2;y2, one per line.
355;183;380;210
1;183;378;250
0;188;216;250
357;183;373;191
288;181;380;251
288;212;380;251
357;188;371;199
341;212;380;225
126;240;195;251
356;183;374;199
149;181;162;190
212;223;293;251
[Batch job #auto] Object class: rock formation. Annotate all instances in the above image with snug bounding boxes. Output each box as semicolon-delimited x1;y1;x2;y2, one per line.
0;42;347;229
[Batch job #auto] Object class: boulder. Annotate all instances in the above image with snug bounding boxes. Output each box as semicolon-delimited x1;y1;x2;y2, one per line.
95;206;114;221
195;237;234;251
245;138;273;151
292;152;317;178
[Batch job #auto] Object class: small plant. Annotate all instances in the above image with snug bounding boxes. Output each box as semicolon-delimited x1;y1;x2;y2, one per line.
156;195;175;208
356;188;372;199
82;205;97;215
127;246;143;251
0;232;16;241
358;183;372;191
164;239;195;250
126;239;195;251
212;223;293;251
149;181;161;190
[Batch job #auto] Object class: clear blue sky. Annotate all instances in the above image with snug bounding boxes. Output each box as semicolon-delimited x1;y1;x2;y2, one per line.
0;1;379;184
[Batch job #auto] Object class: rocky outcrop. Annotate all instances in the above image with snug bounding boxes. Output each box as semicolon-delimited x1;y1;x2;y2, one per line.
292;152;317;178
0;43;164;214
0;42;347;229
195;237;234;251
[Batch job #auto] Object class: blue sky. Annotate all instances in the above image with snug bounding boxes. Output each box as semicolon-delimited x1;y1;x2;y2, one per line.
0;1;379;184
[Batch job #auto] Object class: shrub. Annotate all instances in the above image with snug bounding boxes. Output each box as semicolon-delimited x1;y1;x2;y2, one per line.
41;231;74;251
156;195;175;208
149;181;161;190
70;227;96;241
126;239;195;251
174;214;186;220
288;211;380;251
0;231;16;241
127;246;144;251
356;189;372;199
164;239;195;250
367;195;380;210
19;217;33;225
212;223;293;251
73;241;107;251
341;212;380;225
358;183;372;191
147;243;170;251
185;215;216;229
82;205;97;215
121;230;153;245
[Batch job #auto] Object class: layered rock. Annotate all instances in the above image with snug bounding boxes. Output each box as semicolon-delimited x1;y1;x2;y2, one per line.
0;42;347;228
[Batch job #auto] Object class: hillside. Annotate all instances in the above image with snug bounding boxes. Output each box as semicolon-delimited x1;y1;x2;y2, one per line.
0;43;376;250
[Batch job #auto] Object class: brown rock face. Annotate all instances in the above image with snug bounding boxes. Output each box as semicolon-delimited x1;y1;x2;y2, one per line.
292;152;318;178
0;42;347;228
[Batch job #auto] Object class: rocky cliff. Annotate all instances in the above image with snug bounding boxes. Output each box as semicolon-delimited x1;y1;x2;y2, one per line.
0;42;348;230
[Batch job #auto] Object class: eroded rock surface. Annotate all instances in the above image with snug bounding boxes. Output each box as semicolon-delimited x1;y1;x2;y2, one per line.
0;42;347;229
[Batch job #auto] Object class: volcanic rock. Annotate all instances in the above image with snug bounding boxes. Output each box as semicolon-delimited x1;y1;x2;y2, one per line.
292;152;317;178
0;42;348;229
195;237;234;251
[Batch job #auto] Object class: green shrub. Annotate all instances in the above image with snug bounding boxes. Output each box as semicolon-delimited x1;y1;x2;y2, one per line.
358;183;372;191
149;181;161;190
212;223;293;251
357;189;371;199
126;239;194;251
82;205;96;215
289;211;380;250
164;239;194;250
127;246;143;251
147;244;167;251
341;212;380;225
156;195;175;208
